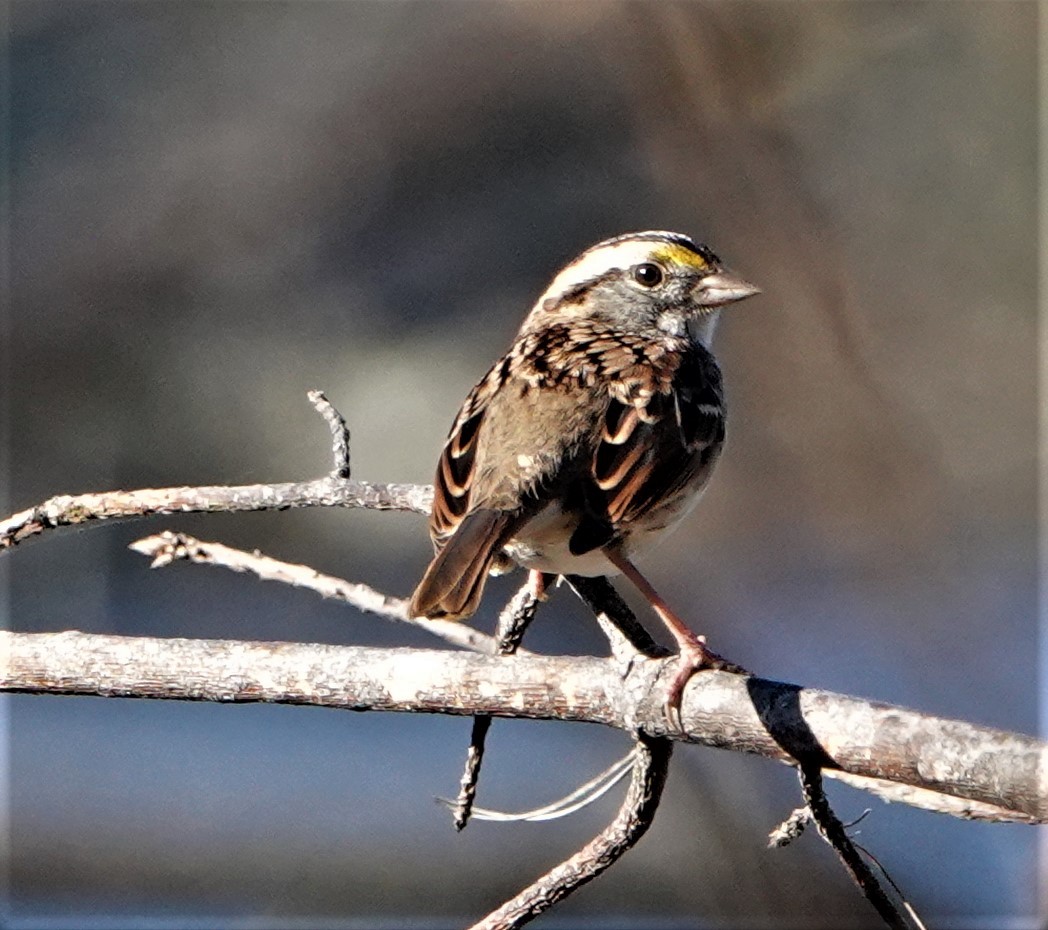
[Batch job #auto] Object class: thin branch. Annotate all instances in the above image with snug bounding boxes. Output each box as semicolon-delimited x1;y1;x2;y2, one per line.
2;630;1044;824
564;575;668;660
468;734;673;930
495;573;548;655
0;392;432;553
0;477;432;552
799;763;909;930
307;389;352;479
454;715;494;829
852;842;930;930
453;579;545;830
128;531;502;654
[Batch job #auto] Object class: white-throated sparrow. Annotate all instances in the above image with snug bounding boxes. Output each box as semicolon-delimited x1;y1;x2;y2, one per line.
410;231;759;723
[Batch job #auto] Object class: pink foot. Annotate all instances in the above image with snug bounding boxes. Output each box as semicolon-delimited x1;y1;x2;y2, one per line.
663;635;711;731
527;570;552;602
663;635;748;731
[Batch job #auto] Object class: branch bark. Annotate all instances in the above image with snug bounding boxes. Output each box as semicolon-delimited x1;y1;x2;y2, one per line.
3;630;1044;824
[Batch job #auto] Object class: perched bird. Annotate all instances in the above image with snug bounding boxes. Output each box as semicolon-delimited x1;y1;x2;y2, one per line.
409;231;759;722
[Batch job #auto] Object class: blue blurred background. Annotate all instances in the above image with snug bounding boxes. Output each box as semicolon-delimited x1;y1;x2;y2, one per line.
2;2;1040;927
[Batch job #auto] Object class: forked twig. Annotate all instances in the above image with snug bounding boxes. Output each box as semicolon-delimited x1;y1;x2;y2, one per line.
0;392;431;553
0;476;431;551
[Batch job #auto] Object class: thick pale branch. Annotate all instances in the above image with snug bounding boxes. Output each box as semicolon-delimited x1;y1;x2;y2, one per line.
2;630;1043;824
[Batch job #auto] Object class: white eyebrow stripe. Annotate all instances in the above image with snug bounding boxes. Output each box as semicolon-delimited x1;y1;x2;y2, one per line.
540;240;661;302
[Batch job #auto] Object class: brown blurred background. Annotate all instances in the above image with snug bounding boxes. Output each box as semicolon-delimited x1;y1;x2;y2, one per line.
2;2;1040;927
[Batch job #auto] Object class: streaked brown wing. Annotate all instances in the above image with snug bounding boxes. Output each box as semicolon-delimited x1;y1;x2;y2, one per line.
430;366;499;551
413;359;520;620
571;346;724;555
417;340;593;620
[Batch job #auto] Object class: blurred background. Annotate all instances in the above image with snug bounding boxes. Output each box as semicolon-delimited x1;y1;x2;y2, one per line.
2;1;1040;927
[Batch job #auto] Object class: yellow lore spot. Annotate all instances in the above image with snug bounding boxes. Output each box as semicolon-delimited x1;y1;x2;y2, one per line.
652;243;709;271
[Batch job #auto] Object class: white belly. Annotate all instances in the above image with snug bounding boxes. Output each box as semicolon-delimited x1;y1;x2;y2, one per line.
501;491;705;577
501;502;613;575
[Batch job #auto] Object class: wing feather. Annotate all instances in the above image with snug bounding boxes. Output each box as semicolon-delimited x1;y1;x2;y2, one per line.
572;344;725;555
430;375;498;550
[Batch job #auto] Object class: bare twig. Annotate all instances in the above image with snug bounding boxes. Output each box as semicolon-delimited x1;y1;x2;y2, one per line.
768;806;809;847
564;575;667;660
453;579;545;829
495;573;548;655
0;477;432;552
2;630;1044;824
129;531;502;654
0;392;432;553
565;575;749;673
852;842;930;930
307;389;352;479
799;763;909;930
454;715;495;830
468;734;673;930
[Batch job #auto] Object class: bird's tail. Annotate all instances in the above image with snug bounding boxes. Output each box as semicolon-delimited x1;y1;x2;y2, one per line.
409;509;517;620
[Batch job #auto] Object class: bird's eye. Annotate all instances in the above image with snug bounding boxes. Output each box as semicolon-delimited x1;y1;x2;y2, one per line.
632;263;665;288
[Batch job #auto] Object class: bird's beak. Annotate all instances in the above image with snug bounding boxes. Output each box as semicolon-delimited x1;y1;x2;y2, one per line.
693;268;761;308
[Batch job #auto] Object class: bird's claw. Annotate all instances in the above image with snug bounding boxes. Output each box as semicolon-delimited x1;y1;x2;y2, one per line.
663;634;713;733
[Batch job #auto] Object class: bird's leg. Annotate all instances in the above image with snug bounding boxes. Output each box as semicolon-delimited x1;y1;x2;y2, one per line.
527;569;550;602
605;549;734;731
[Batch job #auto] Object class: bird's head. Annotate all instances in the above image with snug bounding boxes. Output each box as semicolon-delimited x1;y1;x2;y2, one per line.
526;231;760;346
